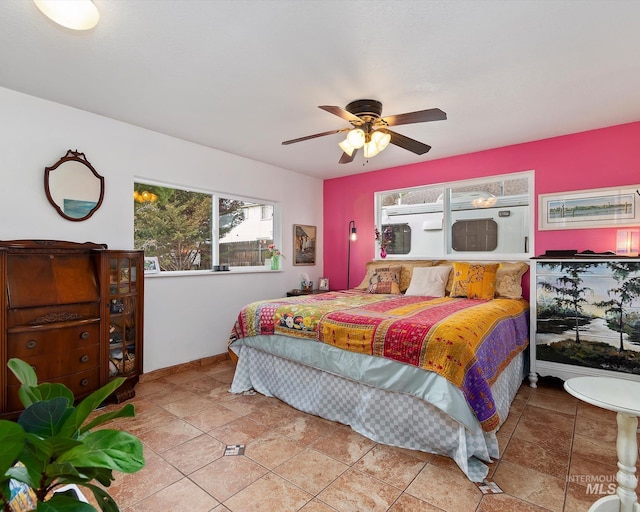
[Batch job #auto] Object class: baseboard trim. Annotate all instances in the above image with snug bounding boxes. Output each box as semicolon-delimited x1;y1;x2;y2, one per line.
140;352;231;383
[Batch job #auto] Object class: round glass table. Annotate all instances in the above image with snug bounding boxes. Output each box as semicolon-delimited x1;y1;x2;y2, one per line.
564;376;640;512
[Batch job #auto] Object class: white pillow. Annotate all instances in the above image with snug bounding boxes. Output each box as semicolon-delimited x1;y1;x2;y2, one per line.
404;266;452;297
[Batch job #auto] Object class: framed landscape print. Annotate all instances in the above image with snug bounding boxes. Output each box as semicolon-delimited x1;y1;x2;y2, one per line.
293;224;316;265
539;185;640;230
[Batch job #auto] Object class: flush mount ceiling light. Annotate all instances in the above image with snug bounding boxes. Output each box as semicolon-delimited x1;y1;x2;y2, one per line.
34;0;100;30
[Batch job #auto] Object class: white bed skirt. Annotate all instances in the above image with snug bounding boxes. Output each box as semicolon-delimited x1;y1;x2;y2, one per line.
230;346;524;482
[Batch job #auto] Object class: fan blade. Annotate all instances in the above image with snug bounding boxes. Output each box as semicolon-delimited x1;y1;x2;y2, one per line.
339;148;358;164
386;129;432;155
319;105;361;123
282;128;347;145
383;108;447;127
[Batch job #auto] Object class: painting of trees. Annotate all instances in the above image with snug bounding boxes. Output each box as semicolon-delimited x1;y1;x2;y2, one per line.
595;261;640;352
538;262;592;343
535;260;640;374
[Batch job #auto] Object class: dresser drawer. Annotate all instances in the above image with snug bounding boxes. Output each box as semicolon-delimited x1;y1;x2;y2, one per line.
7;343;100;386
7;367;101;411
8;321;100;358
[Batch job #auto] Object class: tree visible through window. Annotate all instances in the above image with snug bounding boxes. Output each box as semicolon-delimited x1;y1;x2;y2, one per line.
134;182;275;271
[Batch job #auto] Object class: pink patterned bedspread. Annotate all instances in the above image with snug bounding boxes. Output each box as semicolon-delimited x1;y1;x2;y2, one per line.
229;291;529;431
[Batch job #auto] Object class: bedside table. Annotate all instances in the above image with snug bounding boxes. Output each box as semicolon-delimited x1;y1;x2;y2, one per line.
286;289;329;297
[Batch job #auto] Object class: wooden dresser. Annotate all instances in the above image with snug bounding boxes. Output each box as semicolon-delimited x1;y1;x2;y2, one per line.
0;240;144;418
529;256;640;387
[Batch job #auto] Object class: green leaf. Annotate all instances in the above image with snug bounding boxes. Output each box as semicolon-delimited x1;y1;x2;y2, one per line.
85;467;115;487
8;359;75;408
30;383;75;404
58;430;144;473
81;483;120;512
79;403;135;435
59;378;125;438
19;436;85;491
8;358;38;386
37;492;98;512
22;432;55;469
44;461;82;482
47;437;84;459
5;463;37;490
0;420;26;474
55;467;115;488
17;384;42;409
19;397;72;437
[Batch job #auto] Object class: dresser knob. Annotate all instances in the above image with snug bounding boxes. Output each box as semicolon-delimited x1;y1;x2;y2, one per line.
80;355;89;363
26;340;37;349
80;331;90;340
81;379;89;387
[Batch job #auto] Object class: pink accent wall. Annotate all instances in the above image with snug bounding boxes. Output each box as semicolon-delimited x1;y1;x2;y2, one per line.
323;121;640;291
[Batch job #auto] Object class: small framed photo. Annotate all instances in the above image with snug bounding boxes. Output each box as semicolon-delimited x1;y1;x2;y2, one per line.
144;256;160;274
318;277;329;291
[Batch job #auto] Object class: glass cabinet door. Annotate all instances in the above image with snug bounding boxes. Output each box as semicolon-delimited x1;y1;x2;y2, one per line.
107;255;139;378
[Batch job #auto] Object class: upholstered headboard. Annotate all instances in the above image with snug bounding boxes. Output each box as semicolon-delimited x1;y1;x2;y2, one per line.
354;259;529;300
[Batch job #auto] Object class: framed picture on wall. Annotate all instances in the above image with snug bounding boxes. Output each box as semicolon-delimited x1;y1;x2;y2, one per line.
144;256;160;274
293;224;316;265
539;185;640;230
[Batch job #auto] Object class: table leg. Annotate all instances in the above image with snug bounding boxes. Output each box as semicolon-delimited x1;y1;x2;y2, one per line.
588;413;639;512
615;413;639;512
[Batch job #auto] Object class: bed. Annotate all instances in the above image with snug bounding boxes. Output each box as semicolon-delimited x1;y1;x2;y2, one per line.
228;260;529;482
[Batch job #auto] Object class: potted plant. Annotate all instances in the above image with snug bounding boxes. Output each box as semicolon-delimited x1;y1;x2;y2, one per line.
0;358;145;511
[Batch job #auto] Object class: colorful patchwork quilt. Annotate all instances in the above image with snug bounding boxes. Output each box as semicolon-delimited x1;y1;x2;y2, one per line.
229;291;529;431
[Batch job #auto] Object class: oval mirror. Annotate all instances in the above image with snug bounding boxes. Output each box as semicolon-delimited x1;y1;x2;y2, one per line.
44;150;104;221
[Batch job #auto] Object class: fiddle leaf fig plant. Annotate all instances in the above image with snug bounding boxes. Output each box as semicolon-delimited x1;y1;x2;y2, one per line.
0;358;145;512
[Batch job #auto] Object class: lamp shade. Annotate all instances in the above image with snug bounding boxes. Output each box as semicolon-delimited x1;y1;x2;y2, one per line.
338;139;355;156
363;140;380;158
616;229;640;256
371;130;391;152
34;0;99;30
346;129;365;149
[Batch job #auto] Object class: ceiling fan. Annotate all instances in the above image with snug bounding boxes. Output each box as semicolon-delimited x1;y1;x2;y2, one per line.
282;99;447;164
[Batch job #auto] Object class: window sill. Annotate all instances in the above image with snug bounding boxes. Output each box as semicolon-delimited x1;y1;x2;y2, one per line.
144;268;283;278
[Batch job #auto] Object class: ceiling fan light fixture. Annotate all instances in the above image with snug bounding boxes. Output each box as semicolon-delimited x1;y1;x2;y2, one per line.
371;130;391;152
34;0;99;30
338;139;355;156
346;128;365;149
363;140;380;158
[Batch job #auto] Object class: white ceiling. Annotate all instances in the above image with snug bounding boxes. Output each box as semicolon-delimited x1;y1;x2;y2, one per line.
2;0;640;180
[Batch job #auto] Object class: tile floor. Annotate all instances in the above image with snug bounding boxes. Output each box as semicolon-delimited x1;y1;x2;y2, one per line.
94;360;626;511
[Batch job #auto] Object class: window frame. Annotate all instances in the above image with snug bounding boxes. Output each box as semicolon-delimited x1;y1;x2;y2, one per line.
134;179;281;274
374;170;534;261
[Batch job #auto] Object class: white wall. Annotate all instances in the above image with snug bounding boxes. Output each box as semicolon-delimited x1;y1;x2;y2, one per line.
0;87;324;372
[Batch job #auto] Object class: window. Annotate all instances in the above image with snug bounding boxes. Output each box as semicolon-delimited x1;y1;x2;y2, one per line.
261;205;273;220
381;223;411;254
376;171;533;259
134;182;277;272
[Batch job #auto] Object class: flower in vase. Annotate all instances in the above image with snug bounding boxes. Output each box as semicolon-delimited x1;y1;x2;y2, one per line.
375;227;393;258
265;244;285;260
